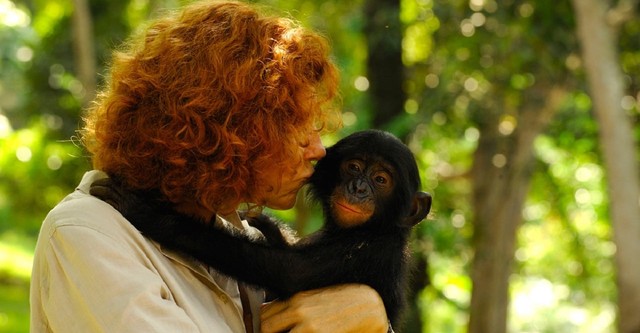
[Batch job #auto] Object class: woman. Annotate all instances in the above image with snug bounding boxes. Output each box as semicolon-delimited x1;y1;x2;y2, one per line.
30;1;390;332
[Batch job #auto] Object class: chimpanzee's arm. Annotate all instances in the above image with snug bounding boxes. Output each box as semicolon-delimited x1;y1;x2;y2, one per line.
89;178;378;298
242;214;296;248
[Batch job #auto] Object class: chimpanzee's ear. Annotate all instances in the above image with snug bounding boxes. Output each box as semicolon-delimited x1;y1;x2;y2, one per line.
400;191;432;227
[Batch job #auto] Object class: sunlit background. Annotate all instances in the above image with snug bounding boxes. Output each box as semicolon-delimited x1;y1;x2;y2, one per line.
1;0;639;332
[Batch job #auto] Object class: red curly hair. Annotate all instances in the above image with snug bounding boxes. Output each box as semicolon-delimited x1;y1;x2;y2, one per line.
81;0;341;213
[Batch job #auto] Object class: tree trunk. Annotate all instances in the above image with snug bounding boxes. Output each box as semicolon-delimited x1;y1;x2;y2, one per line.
468;87;563;333
363;0;404;128
71;0;96;105
571;1;640;332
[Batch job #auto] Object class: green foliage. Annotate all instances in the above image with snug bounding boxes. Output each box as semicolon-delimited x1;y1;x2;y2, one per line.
0;283;29;333
0;232;35;333
0;0;637;332
0;119;89;234
401;0;439;65
0;0;37;130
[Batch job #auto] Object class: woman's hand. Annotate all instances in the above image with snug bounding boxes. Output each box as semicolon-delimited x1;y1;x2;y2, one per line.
260;284;389;333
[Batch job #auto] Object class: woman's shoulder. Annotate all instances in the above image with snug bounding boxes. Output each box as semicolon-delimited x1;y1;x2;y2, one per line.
40;170;143;244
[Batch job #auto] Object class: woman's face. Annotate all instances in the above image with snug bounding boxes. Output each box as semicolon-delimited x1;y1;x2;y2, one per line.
255;131;326;210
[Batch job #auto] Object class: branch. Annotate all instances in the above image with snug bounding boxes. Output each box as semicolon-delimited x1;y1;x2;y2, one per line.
607;0;638;27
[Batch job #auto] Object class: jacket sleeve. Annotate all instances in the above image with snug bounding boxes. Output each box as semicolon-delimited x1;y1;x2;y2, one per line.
31;220;200;332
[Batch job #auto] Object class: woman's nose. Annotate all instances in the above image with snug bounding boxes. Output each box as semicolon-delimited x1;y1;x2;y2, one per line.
304;132;326;161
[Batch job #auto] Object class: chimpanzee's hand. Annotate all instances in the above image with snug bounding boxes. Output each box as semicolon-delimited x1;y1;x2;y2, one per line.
246;214;297;248
90;178;177;242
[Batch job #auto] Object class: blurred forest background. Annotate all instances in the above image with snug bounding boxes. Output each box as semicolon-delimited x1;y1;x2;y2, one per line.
1;0;639;332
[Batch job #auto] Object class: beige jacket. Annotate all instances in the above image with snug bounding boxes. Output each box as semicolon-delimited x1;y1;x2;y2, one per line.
30;171;263;332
